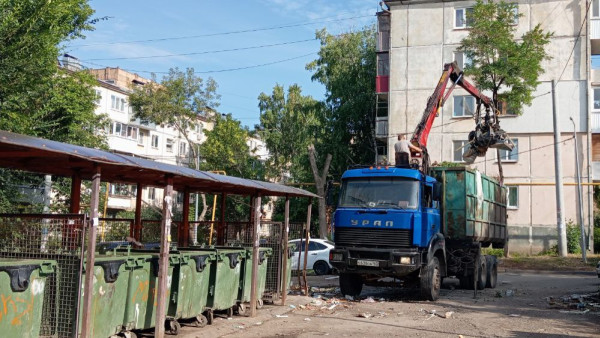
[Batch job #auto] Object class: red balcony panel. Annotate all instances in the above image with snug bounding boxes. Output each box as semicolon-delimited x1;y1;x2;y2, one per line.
376;76;389;93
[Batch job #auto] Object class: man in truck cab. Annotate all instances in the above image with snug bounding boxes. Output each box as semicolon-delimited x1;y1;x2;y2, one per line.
394;134;421;166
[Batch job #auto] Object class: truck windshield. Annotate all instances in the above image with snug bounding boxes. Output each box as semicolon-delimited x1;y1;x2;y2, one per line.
338;178;419;209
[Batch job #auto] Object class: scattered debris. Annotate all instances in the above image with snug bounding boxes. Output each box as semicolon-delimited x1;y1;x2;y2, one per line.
299;304;306;309
546;291;600;314
289;304;296;309
275;315;289;318
255;322;262;326
345;295;354;301
304;317;311;321
420;309;453;319
357;312;372;318
325;276;339;280
233;325;245;329
496;289;516;298
361;296;376;303
508;314;520;317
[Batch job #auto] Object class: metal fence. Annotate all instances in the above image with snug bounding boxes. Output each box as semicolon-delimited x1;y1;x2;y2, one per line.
189;220;218;245
140;219;179;243
224;221;294;302
0;213;86;338
98;218;133;242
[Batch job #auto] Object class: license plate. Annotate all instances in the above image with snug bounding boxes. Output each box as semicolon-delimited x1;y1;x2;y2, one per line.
356;259;379;267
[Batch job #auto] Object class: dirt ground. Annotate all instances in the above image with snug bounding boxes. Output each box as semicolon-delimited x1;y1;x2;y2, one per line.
176;271;600;338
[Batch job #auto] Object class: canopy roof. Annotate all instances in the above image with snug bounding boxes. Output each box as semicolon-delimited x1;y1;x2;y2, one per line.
0;130;318;198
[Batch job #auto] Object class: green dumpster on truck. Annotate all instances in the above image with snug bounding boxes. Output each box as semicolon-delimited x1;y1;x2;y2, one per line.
77;255;136;338
0;258;56;338
237;247;272;312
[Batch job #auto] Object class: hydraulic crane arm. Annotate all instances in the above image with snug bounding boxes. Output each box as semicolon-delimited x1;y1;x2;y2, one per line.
409;61;513;168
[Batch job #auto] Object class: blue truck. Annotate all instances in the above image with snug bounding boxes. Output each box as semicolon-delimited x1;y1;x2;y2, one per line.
329;62;511;300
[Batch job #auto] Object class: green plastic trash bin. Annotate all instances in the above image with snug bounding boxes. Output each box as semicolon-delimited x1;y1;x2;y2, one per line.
120;251;178;332
176;250;216;326
0;258;56;338
238;247;272;306
78;255;136;338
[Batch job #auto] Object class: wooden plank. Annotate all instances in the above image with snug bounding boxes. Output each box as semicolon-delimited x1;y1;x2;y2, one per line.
249;195;261;317
181;188;190;246
303;199;312;295
134;183;142;240
281;196;290;305
155;175;173;338
80;165;101;338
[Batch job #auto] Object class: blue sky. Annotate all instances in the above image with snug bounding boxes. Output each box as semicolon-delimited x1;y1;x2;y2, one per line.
65;0;377;127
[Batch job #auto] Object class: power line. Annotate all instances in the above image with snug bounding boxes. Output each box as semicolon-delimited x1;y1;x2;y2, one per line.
82;38;317;61
469;136;574;165
70;14;374;48
80;52;317;74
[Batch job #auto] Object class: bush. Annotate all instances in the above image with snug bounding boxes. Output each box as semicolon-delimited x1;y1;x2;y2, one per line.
565;220;581;254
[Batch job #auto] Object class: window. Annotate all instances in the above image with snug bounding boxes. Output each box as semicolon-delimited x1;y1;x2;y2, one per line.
179;142;187;156
593;88;600;110
151;135;159;148
453;140;470;162
110;183;131;196
112;122;139;141
497;101;518;116
339;178;420;210
594;0;600;18
455;7;473;28
110;95;126;112
166;139;174;153
510;5;519;25
147;187;156;200
592;55;600;70
453;96;475;117
453;51;472;70
138;130;145;145
498;139;518;162
507;186;518;208
94;90;102;104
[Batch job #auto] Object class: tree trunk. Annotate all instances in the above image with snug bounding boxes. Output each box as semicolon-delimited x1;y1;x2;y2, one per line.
308;145;332;239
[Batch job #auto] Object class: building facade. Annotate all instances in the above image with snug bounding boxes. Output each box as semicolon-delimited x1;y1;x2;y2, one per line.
379;0;593;253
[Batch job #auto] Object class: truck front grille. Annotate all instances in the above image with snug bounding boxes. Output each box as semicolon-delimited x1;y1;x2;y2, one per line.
334;227;412;248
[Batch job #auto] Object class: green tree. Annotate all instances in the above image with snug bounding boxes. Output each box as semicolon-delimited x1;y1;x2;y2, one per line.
306;27;377;178
200;114;264;221
258;84;323;180
129;68;220;168
458;0;552;114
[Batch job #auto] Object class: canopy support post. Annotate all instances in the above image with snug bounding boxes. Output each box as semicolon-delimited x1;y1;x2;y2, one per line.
155;175;173;338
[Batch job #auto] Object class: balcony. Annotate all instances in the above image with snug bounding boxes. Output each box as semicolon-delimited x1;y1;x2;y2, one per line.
593;112;600;133
592;18;600;40
376;117;388;138
376;76;389;93
593;162;600;181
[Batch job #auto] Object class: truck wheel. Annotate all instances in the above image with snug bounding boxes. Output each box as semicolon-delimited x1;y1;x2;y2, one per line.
339;273;363;297
420;256;441;301
313;260;330;275
485;256;497;288
476;255;487;290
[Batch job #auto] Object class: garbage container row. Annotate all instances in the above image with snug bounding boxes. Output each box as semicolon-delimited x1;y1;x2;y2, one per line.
79;245;272;336
0;245;272;337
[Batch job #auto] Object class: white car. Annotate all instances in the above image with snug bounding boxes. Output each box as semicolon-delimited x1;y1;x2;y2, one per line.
289;238;335;275
596;261;600;278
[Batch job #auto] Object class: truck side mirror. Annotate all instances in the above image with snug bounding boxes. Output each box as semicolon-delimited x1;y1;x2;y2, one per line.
433;182;442;201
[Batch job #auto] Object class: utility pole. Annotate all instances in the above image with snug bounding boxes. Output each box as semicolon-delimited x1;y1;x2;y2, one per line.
552;80;567;257
570;117;587;263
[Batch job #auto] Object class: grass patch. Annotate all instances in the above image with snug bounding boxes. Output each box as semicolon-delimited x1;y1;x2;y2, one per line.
500;254;600;271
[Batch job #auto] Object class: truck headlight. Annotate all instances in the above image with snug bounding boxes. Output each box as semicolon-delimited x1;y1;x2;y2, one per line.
399;257;412;265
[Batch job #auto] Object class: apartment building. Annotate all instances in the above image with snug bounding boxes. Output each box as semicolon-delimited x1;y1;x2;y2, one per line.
377;0;592;253
84;65;213;214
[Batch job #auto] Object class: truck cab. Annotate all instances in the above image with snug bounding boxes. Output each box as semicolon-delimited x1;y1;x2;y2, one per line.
329;166;445;300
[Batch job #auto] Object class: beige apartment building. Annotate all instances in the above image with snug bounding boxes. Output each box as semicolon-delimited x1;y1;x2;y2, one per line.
377;0;593;253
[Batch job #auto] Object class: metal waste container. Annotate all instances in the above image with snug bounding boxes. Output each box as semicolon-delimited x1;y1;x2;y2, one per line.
236;247;272;313
0;258;56;338
78;255;135;338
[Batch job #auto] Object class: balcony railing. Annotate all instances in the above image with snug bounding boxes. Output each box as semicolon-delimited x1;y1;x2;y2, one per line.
376;76;389;93
592;111;600;132
592;18;600;40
